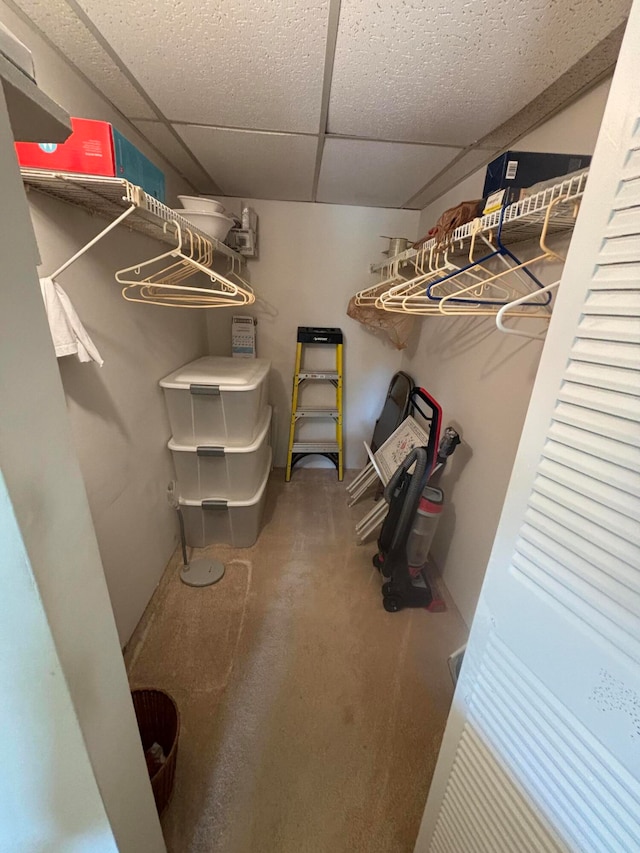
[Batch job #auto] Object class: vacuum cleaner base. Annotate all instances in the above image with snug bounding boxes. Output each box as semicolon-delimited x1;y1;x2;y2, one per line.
382;570;433;612
374;553;435;612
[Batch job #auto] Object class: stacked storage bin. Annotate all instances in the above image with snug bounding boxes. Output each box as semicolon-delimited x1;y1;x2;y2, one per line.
160;356;272;548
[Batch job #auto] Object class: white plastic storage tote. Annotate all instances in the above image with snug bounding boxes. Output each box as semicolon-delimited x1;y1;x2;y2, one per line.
160;356;270;446
179;449;272;548
169;406;271;502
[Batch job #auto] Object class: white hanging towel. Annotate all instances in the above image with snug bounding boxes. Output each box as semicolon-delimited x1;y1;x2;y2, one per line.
39;276;104;366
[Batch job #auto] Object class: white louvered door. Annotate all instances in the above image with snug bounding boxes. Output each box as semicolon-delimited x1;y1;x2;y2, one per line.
415;4;640;851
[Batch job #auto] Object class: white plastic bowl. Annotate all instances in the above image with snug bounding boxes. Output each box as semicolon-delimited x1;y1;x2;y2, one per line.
178;194;225;214
177;209;235;242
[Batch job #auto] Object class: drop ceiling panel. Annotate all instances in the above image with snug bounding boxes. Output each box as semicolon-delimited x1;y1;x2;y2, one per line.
10;0;155;119
133;120;218;194
328;0;631;145
175;126;317;201
75;0;330;132
479;34;621;150
317;139;460;208
406;147;501;210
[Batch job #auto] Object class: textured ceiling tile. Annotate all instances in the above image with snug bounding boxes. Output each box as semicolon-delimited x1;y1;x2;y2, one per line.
514;78;612;154
133;121;219;193
478;23;623;149
328;0;631;145
76;0;330;132
10;0;155;119
405;148;501;210
317;138;460;208
175;127;317;201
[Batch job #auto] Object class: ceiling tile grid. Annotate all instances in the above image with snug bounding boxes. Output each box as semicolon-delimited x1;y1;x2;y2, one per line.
75;0;331;132
317;138;461;208
7;0;631;208
175;126;318;201
132;120;219;193
407;147;501;210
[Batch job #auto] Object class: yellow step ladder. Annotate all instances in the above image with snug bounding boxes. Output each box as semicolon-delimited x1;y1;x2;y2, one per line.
286;327;343;481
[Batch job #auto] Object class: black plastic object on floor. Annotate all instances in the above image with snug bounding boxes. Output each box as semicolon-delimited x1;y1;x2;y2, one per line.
374;387;442;613
370;371;414;454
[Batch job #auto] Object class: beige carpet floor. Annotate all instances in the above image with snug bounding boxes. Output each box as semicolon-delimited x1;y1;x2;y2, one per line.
125;469;468;853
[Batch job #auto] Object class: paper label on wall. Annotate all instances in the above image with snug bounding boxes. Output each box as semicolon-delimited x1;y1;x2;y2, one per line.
232;315;256;358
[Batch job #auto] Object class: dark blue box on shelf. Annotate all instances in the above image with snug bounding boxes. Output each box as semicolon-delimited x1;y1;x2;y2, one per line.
483;150;591;197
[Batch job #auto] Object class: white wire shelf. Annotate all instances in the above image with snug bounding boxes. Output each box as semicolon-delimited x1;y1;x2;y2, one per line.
20;168;243;265
370;170;589;274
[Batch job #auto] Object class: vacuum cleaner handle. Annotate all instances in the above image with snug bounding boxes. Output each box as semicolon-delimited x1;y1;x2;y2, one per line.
410;387;442;474
382;447;429;552
383;445;426;503
437;426;461;463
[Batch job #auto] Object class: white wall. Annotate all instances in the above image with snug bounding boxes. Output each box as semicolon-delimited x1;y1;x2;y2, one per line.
0;3;210;644
207;199;420;469
402;79;612;626
0;473;118;853
28;194;208;644
0;87;165;852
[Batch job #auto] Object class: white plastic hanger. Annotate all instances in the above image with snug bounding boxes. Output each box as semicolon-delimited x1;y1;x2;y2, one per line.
495;280;560;339
115;221;254;308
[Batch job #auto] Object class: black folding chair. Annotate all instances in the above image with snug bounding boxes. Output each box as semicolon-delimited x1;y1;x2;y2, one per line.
370;371;415;454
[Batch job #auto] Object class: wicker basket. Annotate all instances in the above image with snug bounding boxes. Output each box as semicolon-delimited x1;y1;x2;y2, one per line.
131;689;180;815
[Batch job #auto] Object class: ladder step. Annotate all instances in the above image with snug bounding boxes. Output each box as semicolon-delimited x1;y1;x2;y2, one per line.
292;442;340;453
297;326;343;345
297;371;339;381
295;407;339;418
287;327;343;482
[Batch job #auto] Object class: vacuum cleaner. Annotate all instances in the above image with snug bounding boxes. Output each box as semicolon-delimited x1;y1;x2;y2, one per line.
373;388;459;613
